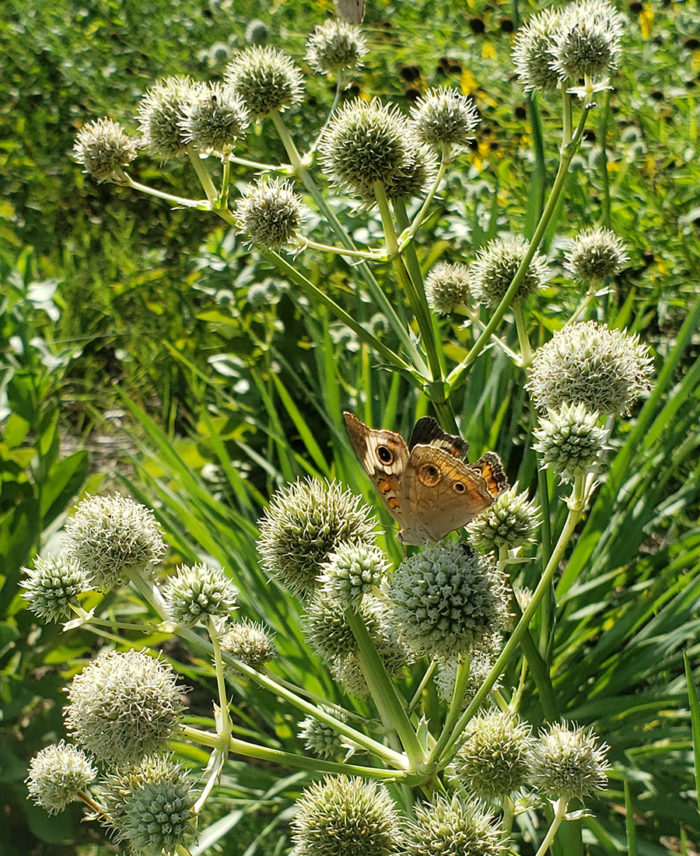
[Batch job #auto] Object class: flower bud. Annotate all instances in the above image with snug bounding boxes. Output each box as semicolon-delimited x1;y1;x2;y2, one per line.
425;262;471;314
221;618;276;670
563;226;628;284
466;485;541;552
533;402;608;483
21;554;91;623
73;118;138;182
225;46;303;120
306;20;367;75
530;721;610;802
512;9;563;94
26;742;97;814
179;82;248;154
403;795;503;856
319;541;387;608
551;0;624;83
234;177;304;249
164;562;237;626
470;234;549;308
410;88;480;150
137;76;200;159
298;706;350;760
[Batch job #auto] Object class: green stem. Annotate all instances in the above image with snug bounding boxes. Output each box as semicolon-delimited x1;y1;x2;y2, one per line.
296;236;384;260
436;475;587;766
269;110;427;373
447;98;590;392
219;157;231;208
187;147;218;202
228;154;290;172
502;795;516;838
512;300;533;366
208;617;232;738
182;725;407;781
427;657;471;765
408;660;438;715
120;174;207;208
534;798;569;856
397;145;450;250
345;607;425;769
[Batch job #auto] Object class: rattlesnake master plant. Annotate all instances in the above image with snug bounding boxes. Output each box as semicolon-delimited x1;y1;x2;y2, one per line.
25;0;674;852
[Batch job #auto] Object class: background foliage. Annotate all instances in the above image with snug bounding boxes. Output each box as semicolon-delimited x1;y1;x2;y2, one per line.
1;0;699;854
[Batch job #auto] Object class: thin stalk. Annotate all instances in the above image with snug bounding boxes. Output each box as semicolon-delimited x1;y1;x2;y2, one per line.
566;287;597;325
345;607;424;769
436;474;587;767
295;236;384;260
270;110;426;372
119;174;207;208
78;790;107;817
408;659;438;715
264;670;374;726
187;147;218;202
228;154;291;171
512;300;533;366
534;798;568;856
502;795;516;838
374;180;445;387
463;306;521;363
598;89;612;227
208;617;232;738
398;145;451;250
308;72;345;155
447;98;590;392
427;657;471;765
182;725;407;781
65;606;159;634
219;157;231;208
226;653;407;768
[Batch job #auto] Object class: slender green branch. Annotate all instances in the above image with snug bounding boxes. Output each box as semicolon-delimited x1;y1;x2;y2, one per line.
534;798;569;856
119;174;207;208
512;300;533;366
408;659;438;715
187;147;218;202
427;657;471;765
228;153;291;172
182;725;406;781
295;236;385;260
447;98;591;392
398;145;451;251
345;607;425;769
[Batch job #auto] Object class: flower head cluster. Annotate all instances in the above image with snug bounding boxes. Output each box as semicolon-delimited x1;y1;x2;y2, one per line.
527;321;654;416
299;706;349;760
319;99;417;199
403;795;503;856
563;227;628;284
63;493;166;590
453;711;535;801
410;88;480;151
306;19;367;75
551;0;624;83
466;485;541;552
389;542;509;660
435;650;500;709
305;591;382;662
225;46;304;120
530;721;610;801
221;618;276;670
512;9;563;94
164;562;237;626
292;775;401;856
100;755;196;856
179;82;248;154
384;140;437;201
26;742;97;815
245;19;269;45
425;262;471;314
65;649;184;764
73;118;138;182
137;77;200;159
319;541;387;608
257;478;377;598
470;234;549;308
21;554;91;623
234;177;304;249
533;403;609;483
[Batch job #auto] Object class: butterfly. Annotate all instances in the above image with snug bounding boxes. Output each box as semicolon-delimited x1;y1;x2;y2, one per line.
333;0;365;24
343;411;508;545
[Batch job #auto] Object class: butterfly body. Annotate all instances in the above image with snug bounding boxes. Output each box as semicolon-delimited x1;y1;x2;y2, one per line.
343;411;508;545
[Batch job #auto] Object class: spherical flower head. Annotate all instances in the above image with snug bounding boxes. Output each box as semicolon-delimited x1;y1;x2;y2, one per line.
257;477;377;598
292;775;401;856
225;46;304;120
466;485;541;552
179;82;248;155
453;710;535;802
299;706;349;760
551;0;624;84
164;562;237;626
21;554;92;623
319;98;415;199
389;542;509;660
101;755;195;856
305;590;382;662
63;493;166;590
137;76;200;159
73;117;138;182
384;140;437;201
65;649;184;765
306;19;367;75
563;226;628;284
527;321;654;416
426;262;471;314
220;618;276;670
245;18;269;45
319;541;388;608
512;9;563;94
233;177;304;249
533;402;609;483
530;721;610;802
470;234;549;308
26;742;97;815
435;649;499;709
410;88;480;150
403;794;503;856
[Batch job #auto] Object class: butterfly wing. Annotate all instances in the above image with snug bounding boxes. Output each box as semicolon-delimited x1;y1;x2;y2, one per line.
343;411;410;528
471;452;509;497
408;416;470;461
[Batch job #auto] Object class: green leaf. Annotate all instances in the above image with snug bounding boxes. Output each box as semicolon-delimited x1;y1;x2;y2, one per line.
684;652;700;813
